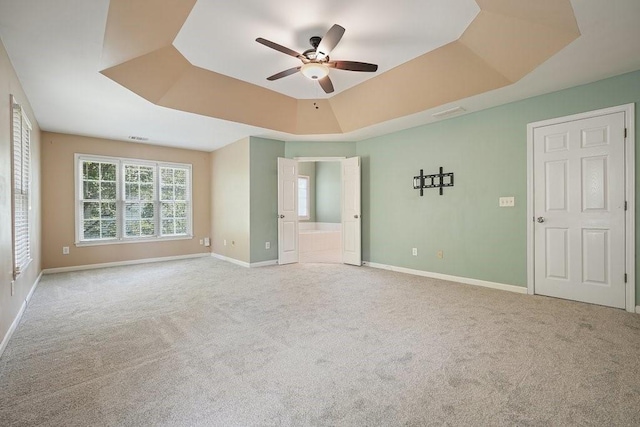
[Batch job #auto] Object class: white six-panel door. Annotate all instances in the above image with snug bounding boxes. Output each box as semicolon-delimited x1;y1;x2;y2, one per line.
533;112;626;308
342;157;361;266
277;158;299;264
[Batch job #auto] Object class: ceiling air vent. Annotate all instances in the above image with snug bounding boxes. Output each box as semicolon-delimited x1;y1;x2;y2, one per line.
432;106;466;120
128;136;148;142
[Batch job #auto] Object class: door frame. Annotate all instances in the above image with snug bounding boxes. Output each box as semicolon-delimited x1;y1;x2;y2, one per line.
526;104;635;312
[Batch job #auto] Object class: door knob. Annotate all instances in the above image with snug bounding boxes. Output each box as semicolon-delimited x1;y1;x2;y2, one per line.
354;215;359;219
278;215;285;219
536;217;545;223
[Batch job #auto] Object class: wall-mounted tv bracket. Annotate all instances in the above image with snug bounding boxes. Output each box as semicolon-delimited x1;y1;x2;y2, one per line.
413;167;454;196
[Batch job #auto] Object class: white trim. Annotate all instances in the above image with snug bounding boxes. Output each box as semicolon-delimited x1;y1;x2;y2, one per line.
363;262;527;294
42;253;209;274
251;259;278;268
211;253;278;268
636;306;640;314
75;234;193;247
294;157;345;162
26;271;43;304
211;253;250;268
527;104;635;312
0;271;43;359
74;153;193;245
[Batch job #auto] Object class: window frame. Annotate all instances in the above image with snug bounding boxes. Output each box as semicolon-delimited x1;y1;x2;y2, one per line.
298;175;310;220
74;153;193;246
11;95;32;278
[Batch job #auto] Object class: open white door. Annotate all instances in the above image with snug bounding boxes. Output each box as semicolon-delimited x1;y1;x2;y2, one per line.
342;157;361;266
277;158;299;264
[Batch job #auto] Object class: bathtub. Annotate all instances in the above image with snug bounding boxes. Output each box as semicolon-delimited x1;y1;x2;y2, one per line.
299;223;342;263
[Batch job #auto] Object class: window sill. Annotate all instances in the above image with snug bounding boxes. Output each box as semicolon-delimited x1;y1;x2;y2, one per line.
75;235;193;247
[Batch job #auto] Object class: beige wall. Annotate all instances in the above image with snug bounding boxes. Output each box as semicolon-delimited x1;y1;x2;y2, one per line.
41;132;211;269
0;39;42;349
210;137;250;263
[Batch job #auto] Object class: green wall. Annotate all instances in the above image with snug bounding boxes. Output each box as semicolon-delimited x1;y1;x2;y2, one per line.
249;136;284;263
246;71;640;305
315;161;341;223
356;70;640;303
285;141;356;158
298;162;316;222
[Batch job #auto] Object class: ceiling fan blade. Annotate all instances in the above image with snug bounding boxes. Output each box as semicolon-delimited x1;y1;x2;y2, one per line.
328;61;378;72
316;24;345;61
267;67;301;81
256;37;304;60
318;75;334;94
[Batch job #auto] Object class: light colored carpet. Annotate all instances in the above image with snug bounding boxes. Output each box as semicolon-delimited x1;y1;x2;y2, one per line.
1;257;639;426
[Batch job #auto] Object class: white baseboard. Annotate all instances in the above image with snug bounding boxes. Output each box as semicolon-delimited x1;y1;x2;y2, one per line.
363;261;527;294
636;306;640;314
211;253;250;268
251;260;278;268
211;253;277;268
42;253;210;274
0;270;43;359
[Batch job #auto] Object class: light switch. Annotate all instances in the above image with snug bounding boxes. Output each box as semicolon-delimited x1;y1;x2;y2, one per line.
499;197;515;207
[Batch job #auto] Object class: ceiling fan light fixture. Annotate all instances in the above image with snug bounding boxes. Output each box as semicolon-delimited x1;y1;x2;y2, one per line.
301;63;329;80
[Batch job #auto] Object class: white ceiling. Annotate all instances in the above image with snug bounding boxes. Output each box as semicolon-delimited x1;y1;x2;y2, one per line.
174;0;479;99
0;0;639;152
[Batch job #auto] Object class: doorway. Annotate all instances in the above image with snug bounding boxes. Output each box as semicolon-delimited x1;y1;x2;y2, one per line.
277;157;361;266
298;160;343;263
527;104;635;311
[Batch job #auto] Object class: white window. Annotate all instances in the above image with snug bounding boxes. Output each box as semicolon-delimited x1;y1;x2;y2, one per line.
298;175;310;220
75;154;192;245
11;96;32;277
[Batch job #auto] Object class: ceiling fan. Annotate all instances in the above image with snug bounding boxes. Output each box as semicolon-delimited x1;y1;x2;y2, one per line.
256;24;378;94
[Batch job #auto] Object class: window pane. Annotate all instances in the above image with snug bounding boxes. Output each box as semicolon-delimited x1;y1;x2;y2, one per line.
101;182;116;200
84;220;100;239
161;168;174;184
126;220;140;237
141;220;155;236
125;183;139;200
125;166;139;183
84;181;100;199
139;167;153;183
175;186;186;201
161;186;173;200
175;202;187;218
84;162;99;180
140;184;154;201
101;163;116;181
126;203;140;219
161;203;174;218
175;219;187;234
162;219;174;235
101;202;116;219
101;220;117;238
141;203;155;219
83;202;100;219
174;169;186;185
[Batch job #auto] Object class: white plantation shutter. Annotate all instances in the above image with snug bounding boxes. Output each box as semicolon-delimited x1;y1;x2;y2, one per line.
12;96;31;277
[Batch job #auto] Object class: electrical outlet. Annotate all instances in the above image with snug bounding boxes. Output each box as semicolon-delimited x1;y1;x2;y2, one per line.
265;242;270;249
437;250;444;259
499;196;515;207
224;239;227;246
199;239;204;245
204;237;210;247
62;246;69;255
412;248;418;256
